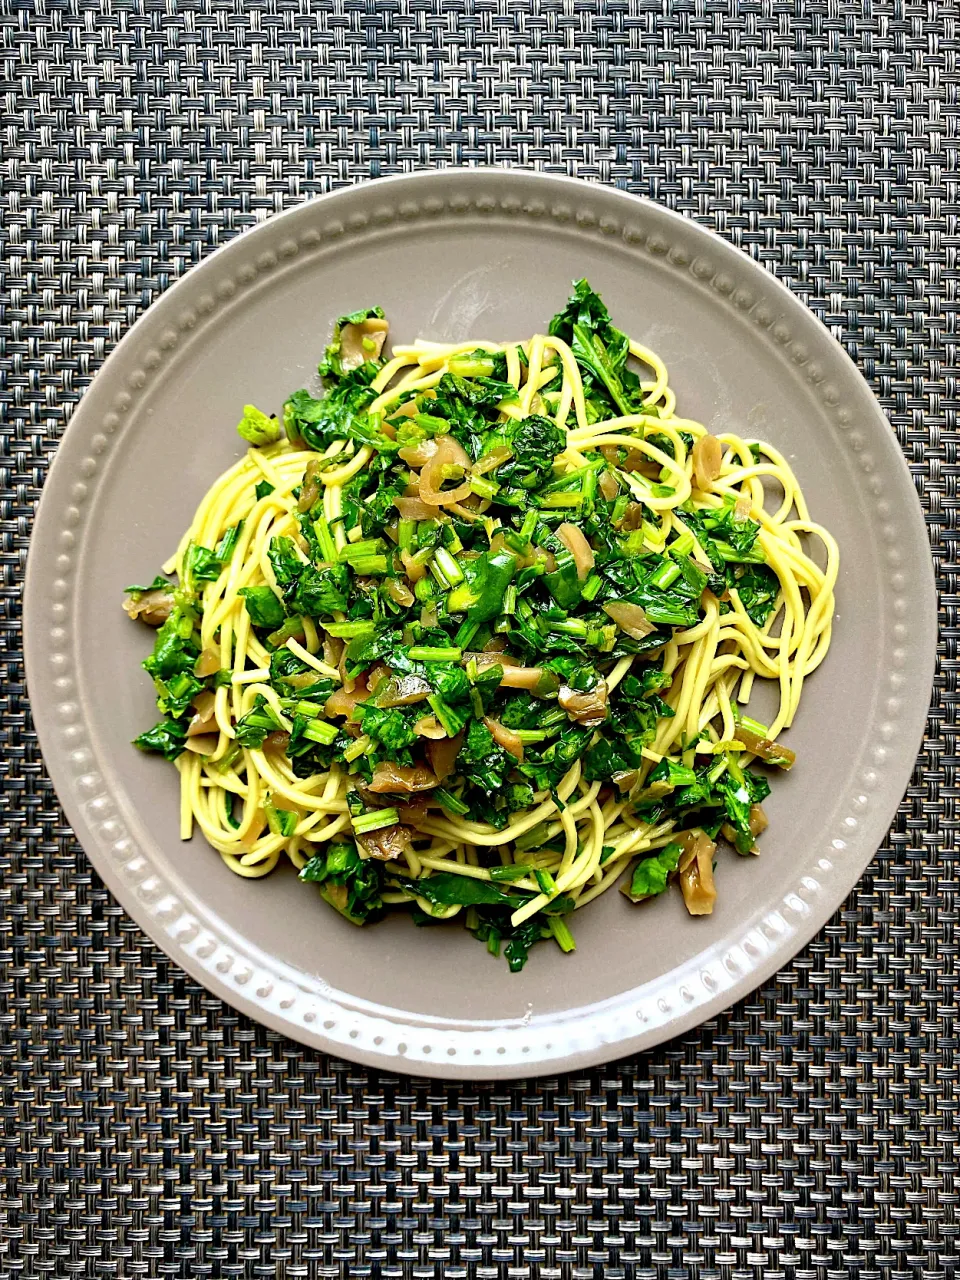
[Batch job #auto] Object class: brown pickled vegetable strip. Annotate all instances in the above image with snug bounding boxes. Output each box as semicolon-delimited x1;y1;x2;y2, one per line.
195;647;221;677
375;674;432;707
603;600;656;640
676;829;718;916
555;522;595;581
123;588;175;627
692;433;722;489
339;317;389;370
558;681;609;728
734;726;796;769
749;804;769;837
398;438;440;467
297;458;323;513
419;436;473;506
414;714;447;740
357;823;411;861
187;691;217;737
367;762;439;793
427;733;464;781
483;716;524;762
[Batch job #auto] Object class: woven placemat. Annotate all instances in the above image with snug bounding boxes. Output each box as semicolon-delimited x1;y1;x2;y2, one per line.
1;0;955;1276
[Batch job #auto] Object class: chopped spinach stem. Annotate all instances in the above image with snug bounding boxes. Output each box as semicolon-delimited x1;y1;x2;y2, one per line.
127;281;838;970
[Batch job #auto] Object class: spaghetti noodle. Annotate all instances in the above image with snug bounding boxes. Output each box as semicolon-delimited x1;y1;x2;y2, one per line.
126;283;838;971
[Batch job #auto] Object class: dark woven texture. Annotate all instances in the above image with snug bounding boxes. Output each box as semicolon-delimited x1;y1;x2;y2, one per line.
0;0;956;1275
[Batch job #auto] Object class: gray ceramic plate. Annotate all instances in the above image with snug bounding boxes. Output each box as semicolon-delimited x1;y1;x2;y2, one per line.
25;170;936;1078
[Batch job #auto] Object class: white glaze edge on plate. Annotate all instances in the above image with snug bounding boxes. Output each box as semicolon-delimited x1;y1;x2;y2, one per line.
24;170;936;1078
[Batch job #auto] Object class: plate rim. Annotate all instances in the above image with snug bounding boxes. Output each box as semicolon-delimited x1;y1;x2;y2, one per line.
24;168;937;1078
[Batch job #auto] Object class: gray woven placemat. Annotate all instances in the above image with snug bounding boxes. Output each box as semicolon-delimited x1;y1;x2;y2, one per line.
1;0;955;1276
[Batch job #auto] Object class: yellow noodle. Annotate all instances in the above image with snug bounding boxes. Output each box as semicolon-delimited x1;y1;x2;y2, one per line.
139;312;835;950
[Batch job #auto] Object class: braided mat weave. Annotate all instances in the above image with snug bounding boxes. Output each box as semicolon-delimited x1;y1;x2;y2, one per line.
1;1;956;1275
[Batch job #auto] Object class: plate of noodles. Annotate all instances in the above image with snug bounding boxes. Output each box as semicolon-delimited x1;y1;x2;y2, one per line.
25;170;935;1076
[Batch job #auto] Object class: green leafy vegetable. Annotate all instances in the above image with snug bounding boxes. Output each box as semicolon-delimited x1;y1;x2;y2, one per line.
124;575;170;594
730;564;780;627
187;544;222;584
548;279;640;416
238;586;286;630
284;367;390;456
142;612;199;687
623;842;683;901
133;717;188;761
269;537;350;618
719;769;771;853
457;719;513;796
446;548;518;625
300;842;384;924
237;403;281;446
234;696;279;749
359;703;419;753
408;872;519;910
491;415;565;490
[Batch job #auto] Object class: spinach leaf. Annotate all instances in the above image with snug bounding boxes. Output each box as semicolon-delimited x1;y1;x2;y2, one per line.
619;579;702;629
730;563;780;627
234;695;279;749
426;662;470;703
238;586;286;630
153;670;203;719
268;647;333;698
124;574;170;594
284;366;391;455
408;872;518;909
538;526;582;609
133;717;188;761
142;613;199;682
648;758;698;789
267;536;302;587
267;536;349;618
503;919;548;972
622;841;683;901
486;415;566;489
215;522;243;566
466;898;573;972
187;544;222;584
360;482;404;537
438;371;515;410
583;734;644;783
680;505;778;625
345;627;400;676
548;280;640;416
467;781;539;830
687;502;763;562
457;719;513;795
300;841;384;924
719;768;771;853
291;564;350;617
446;548;518;625
359;703;419;752
520;725;593;792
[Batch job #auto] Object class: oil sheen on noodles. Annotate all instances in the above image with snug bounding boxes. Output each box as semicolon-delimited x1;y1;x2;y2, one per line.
145;302;836;962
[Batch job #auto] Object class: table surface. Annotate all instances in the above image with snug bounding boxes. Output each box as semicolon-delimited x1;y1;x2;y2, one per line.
1;0;956;1276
